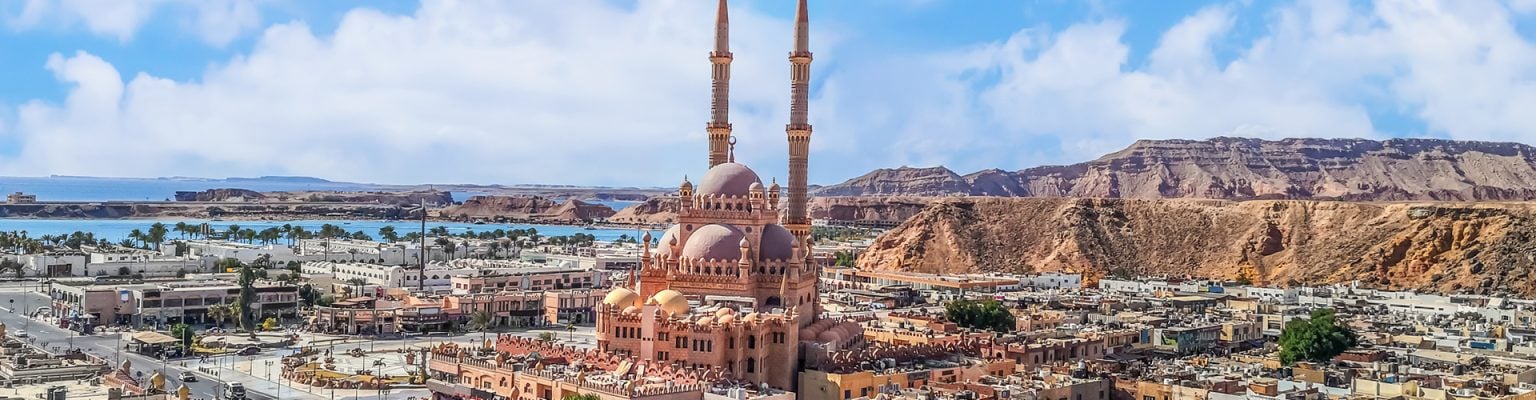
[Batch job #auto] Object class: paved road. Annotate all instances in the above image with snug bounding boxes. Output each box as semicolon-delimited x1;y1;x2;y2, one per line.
0;289;281;400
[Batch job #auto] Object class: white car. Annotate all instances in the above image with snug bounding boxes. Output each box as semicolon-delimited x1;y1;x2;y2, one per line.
13;330;27;338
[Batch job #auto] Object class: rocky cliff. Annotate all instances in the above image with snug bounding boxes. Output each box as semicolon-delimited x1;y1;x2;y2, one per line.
814;167;972;197
857;198;1536;296
610;197;679;225
443;196;616;222
818;138;1536;201
175;189;266;202
174;188;452;206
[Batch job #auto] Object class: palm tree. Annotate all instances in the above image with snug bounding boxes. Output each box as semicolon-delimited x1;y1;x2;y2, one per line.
470;310;493;348
207;304;229;327
345;278;367;297
378;226;399;243
174;222;191;239
147;223;169;250
128;229;146;248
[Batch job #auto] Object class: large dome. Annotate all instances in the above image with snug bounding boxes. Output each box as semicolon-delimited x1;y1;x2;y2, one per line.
602;287;641;308
759;224;796;261
681;224;745;261
696;162;762;196
654;225;681;257
651;289;691;316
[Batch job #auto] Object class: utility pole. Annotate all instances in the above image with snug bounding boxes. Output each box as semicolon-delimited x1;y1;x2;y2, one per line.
419;198;427;291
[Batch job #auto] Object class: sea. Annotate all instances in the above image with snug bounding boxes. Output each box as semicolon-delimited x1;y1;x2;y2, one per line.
0;176;644;241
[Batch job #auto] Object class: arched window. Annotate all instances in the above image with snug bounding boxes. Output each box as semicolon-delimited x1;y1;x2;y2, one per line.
746;358;756;374
747;335;756;349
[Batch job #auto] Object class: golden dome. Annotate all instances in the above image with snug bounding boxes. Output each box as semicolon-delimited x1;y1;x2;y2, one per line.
603;287;641;309
622;306;641;314
150;371;167;391
650;289;690;316
743;312;761;323
718;314;737;324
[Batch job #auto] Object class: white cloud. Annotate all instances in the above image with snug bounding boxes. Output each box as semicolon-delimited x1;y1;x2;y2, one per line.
4;0;1536;186
2;0;824;185
833;0;1536;173
3;0;262;46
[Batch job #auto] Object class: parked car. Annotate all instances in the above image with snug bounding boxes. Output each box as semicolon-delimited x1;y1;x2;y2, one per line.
237;346;262;356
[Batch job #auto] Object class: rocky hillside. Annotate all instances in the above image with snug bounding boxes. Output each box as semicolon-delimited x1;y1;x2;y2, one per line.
857;198;1536;296
814;167;971;196
818;138;1536;201
809;197;933;225
443;196;616;222
174;188;453;206
610;197;679;225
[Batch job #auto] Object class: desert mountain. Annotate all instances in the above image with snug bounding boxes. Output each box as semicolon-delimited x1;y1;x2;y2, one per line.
816;138;1536;201
857;197;1536;296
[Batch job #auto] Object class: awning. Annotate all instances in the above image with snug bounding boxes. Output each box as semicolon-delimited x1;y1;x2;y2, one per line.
130;331;180;345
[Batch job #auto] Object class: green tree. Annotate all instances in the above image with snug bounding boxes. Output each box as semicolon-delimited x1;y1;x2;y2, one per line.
207;304;230;327
944;299;1016;333
833;251;856;267
170;323;195;349
147;223;169;250
237;260;258;334
378;226;400;243
261;317;279;331
470;310;493;347
0;259;24;278
537;331;557;343
564;394;602;400
316;294;336;307
1278;309;1359;365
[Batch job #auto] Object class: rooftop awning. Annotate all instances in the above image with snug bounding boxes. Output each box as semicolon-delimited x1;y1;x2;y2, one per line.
130;331;180;345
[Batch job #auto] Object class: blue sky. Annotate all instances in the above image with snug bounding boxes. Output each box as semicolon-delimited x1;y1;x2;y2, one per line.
0;0;1534;186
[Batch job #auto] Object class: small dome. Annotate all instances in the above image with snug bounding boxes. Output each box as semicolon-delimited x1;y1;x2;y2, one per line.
696;315;715;325
744;313;762;323
622;306;641;314
603;287;641;308
651;289;690;316
759;224;797;261
681;176;693;189
714;308;735;317
681;224;745;261
750;181;764;192
818;330;841;343
655;226;680;257
718;314;737;324
696;162;762;196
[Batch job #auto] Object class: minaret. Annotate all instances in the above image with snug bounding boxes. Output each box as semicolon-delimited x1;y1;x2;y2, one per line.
785;0;813;241
707;0;734;167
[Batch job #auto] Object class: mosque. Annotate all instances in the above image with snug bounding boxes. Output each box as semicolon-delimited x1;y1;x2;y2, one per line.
594;0;863;391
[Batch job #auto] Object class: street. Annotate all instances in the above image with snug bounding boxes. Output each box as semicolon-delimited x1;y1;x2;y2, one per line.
0;288;279;400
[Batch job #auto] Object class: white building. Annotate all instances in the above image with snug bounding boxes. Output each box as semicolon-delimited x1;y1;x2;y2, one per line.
1244;287;1299;304
1022;272;1082;289
300;261;477;293
179;240;316;265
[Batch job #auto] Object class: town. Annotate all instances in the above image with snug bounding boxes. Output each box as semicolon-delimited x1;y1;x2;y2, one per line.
2;0;1536;400
5;224;1536;400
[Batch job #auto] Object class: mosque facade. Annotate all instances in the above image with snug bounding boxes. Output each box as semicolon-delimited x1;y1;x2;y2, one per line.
594;0;863;391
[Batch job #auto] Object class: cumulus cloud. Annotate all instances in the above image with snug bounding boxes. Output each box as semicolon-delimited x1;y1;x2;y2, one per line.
810;0;1536;175
3;0;262;46
2;0;821;185
3;0;1536;185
